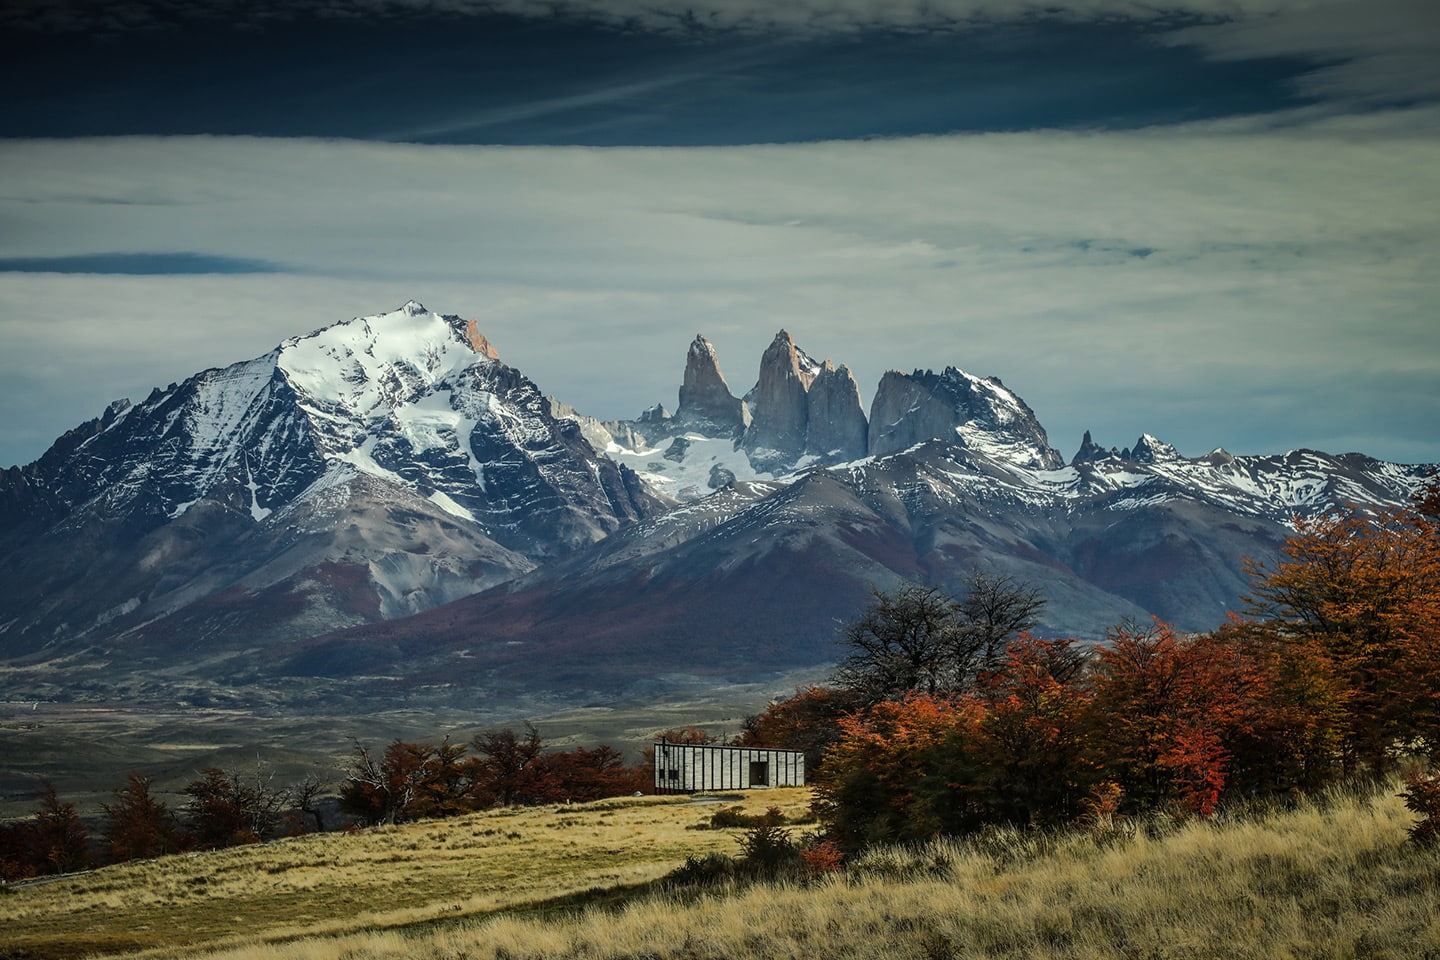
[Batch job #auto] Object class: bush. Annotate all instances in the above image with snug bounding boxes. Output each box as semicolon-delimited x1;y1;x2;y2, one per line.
737;822;796;875
662;852;739;892
1400;771;1440;847
706;805;787;830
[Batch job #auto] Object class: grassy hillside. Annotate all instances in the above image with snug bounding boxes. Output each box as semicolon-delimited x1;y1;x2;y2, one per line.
4;783;1439;960
0;789;814;959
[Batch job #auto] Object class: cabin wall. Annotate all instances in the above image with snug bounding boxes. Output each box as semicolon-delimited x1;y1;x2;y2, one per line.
653;743;805;793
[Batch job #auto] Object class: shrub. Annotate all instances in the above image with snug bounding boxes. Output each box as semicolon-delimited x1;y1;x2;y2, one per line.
798;838;845;879
737;822;796;875
706;805;787;830
1400;771;1440;847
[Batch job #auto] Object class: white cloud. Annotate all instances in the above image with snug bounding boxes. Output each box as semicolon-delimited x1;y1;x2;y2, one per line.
0;112;1437;467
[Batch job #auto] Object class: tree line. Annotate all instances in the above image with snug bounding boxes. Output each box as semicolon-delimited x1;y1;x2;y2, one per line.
337;725;653;826
0;765;315;881
0;725;657;881
736;477;1440;851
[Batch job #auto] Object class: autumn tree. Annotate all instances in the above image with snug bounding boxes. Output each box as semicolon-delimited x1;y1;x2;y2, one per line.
102;773;183;862
968;635;1097;826
1244;493;1440;771
341;739;444;826
406;739;476;820
543;744;640;802
2;782;92;881
1089;620;1241;815
184;767;283;847
470;725;553;807
1201;617;1350;797
653;726;718;745
27;780;92;875
735;685;861;772
814;694;987;849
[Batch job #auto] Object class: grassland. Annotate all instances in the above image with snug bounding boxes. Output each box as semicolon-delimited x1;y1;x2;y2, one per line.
4;783;1439;960
0;788;814;960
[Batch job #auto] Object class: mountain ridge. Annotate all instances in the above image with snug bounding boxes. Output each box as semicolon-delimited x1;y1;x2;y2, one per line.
0;301;1431;712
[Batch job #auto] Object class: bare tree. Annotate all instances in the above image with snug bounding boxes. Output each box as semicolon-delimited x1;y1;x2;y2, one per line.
285;774;327;833
955;569;1047;674
833;572;1046;702
833;582;968;702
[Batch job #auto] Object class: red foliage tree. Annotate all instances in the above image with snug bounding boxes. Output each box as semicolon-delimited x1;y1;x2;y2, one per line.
102;773;184;862
341;739;458;825
542;744;639;802
470;725;555;807
1090;620;1239;815
971;635;1098;825
735;685;860;772
184;767;282;848
814;694;986;848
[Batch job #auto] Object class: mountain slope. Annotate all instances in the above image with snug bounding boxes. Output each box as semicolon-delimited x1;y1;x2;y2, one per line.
0;302;665;674
0;307;1432;713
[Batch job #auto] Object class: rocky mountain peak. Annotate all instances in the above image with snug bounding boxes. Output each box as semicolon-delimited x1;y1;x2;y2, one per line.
1125;434;1182;464
869;366;1063;470
1073;429;1118;464
805;361;868;462
675;335;748;437
742;330;821;470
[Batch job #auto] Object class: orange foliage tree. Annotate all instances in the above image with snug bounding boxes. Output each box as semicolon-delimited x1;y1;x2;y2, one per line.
1244;488;1440;771
969;635;1097;825
813;694;987;848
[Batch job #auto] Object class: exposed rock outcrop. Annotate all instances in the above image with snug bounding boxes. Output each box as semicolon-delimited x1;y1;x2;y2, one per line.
675;335;748;437
463;318;501;359
868;367;1063;469
742;330;815;469
1125;434;1182;463
1072;429;1117;464
805;361;869;462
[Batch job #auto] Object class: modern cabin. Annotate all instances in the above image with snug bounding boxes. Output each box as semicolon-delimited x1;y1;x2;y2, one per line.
652;742;805;794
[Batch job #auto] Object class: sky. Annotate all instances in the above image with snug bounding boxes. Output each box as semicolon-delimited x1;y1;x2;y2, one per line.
1;0;1437;470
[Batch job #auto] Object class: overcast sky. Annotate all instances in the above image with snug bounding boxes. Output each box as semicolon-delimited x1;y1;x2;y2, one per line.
1;0;1437;469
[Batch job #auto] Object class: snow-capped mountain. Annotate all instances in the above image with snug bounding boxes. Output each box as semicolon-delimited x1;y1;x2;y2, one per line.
566;331;1423;528
0;304;1431;711
0;302;664;677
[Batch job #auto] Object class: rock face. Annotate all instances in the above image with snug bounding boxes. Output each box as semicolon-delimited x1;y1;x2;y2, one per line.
1072;430;1113;464
805;361;869;462
868;367;1063;469
1125;434;1182;464
675;335;748;437
741;331;816;469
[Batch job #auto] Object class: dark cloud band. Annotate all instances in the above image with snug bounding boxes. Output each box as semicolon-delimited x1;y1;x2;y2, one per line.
0;253;286;275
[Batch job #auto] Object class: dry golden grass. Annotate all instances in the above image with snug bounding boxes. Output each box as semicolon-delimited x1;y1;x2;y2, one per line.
7;783;1439;960
0;789;813;959
202;785;1436;960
